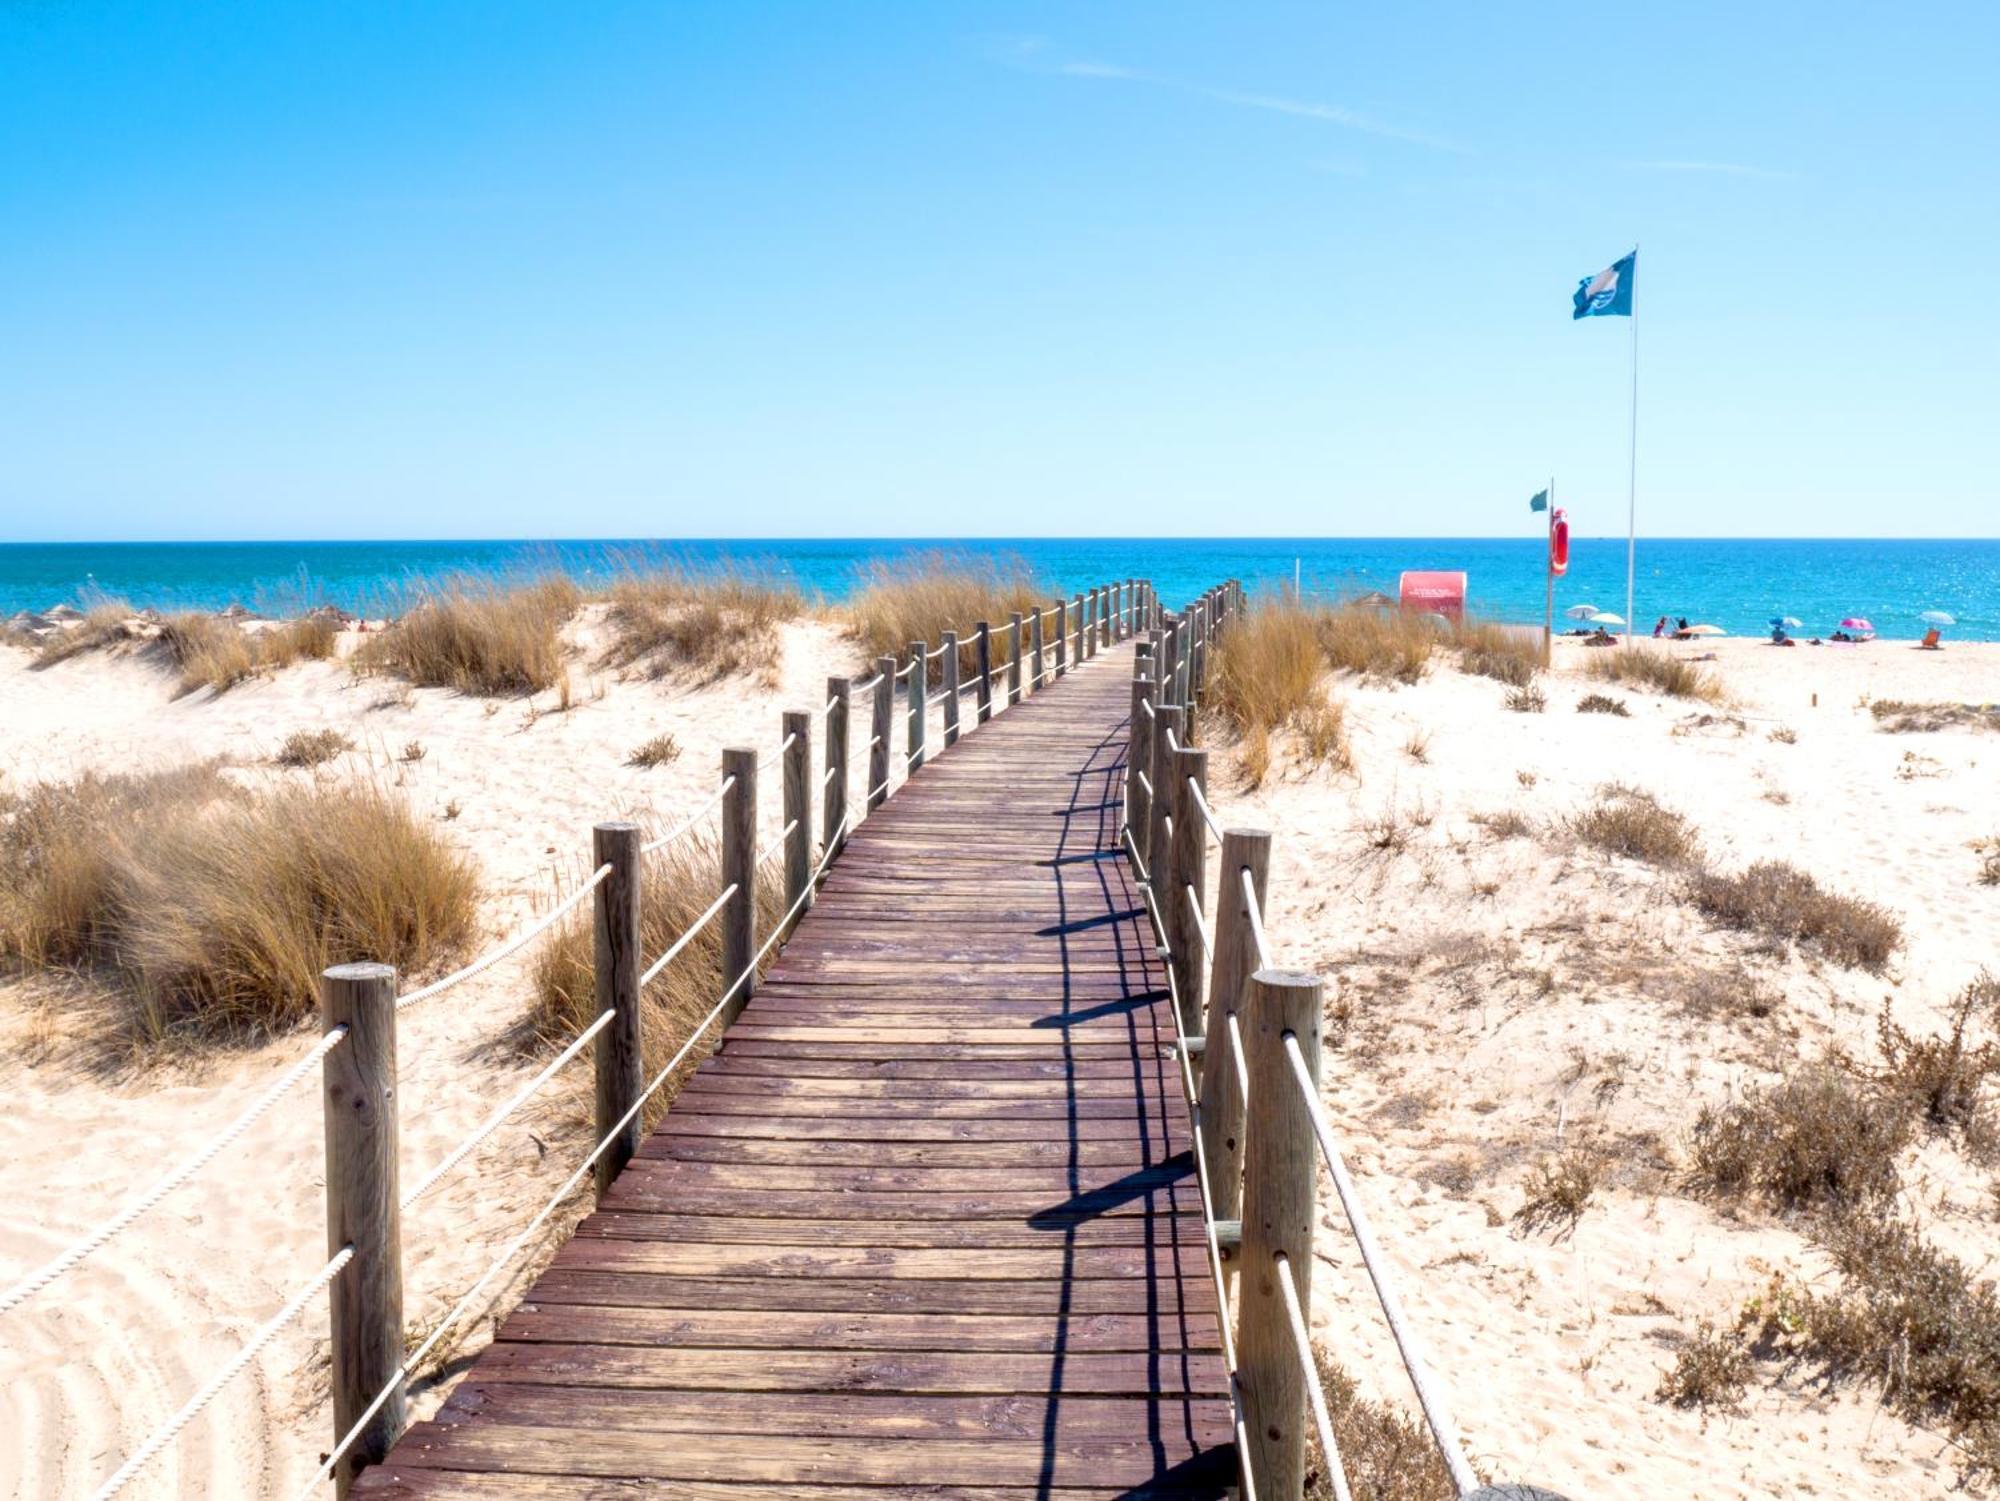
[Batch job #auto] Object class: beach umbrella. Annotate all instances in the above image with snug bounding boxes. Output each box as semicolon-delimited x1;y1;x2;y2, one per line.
1921;610;1956;627
1588;611;1626;627
1839;617;1874;633
1683;624;1726;636
1564;604;1600;621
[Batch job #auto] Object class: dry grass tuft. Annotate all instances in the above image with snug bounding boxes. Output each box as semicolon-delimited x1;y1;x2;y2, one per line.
275;728;353;768
33;601;138;666
1656;1321;1753;1409
1576;693;1630;716
1305;1347;1461;1501
529;836;785;1126
846;553;1045;673
1472;808;1533;840
356;576;580;695
1873;974;2000;1143
0;766;476;1041
158;612;341;695
1688;1064;1909;1212
1209;599;1353;780
1504;684;1546;713
1514;1145;1601;1234
1869;700;1999;734
602;567;803;685
1586;647;1723;701
1570;784;1699;866
1455;619;1542;688
1313;602;1437;684
1688;859;1900;972
628;733;682;769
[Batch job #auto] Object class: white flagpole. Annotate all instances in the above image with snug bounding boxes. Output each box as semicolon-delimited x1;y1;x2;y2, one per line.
1625;244;1640;643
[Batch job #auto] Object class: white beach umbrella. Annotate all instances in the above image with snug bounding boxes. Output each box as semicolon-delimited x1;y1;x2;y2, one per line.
1921;610;1956;627
1564;604;1600;621
1587;611;1626;627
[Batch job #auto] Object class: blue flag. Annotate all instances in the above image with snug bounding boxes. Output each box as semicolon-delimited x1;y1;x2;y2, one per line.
1573;251;1636;319
1529;489;1548;512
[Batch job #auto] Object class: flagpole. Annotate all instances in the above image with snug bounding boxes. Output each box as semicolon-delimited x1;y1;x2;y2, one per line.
1542;476;1555;667
1625;243;1640;644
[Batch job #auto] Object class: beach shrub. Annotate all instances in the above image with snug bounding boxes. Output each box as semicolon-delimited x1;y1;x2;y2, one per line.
1983;840;2000;887
1504;684;1546;713
1513;1145;1601;1234
1455;619;1542;687
1688;1064;1908;1212
1570;784;1699;866
1208;599;1352;782
1585;647;1722;701
1312;602;1436;684
1872;974;2000;1141
1869;700;1998;734
356;575;579;695
275;728;353;768
1576;693;1629;716
1305;1346;1461;1501
845;552;1045;674
602;566;803;685
159;611;338;694
628;733;682;769
1688;859;1899;972
1656;1322;1753;1410
0;766;476;1040
529;834;784;1126
33;600;138;666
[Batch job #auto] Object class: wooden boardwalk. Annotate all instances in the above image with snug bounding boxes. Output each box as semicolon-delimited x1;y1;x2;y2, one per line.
355;649;1236;1497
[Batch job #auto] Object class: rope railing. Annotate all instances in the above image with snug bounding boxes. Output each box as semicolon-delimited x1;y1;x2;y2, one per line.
1183;881;1214;959
0;1025;350;1315
1188;777;1224;843
642;776;734;855
1276;1250;1351;1501
640;883;737;987
397;865;612;1013
756;818;799;867
1242;867;1275;970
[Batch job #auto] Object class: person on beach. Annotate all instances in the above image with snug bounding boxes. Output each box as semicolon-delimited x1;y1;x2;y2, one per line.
1653;616;1668;638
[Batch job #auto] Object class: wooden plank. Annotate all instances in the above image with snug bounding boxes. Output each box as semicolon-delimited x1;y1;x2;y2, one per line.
569;1216;1208;1254
523;1271;1206;1316
497;1305;1222;1354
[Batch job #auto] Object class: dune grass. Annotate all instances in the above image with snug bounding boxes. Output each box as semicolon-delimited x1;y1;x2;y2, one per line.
0;765;477;1042
846;553;1048;673
1207;598;1351;786
1586;646;1723;701
1453;618;1543;687
601;566;804;685
33;600;138;666
1570;783;1700;866
529;835;785;1126
1688;859;1900;972
1312;601;1438;684
1306;1346;1460;1500
158;611;341;694
356;575;580;695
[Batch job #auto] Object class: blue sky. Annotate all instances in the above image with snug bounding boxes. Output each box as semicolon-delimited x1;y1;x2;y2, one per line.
3;2;1994;541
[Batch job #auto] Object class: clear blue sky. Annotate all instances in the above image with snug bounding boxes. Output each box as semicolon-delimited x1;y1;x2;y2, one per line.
4;2;1994;542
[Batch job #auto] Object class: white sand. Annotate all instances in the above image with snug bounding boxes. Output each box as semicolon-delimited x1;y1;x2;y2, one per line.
1200;634;2000;1498
2;620;1995;1498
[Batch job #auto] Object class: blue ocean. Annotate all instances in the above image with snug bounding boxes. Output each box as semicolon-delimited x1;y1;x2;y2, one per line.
1;538;1995;641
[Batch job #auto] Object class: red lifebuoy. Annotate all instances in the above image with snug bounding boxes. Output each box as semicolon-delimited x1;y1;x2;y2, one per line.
1549;510;1570;577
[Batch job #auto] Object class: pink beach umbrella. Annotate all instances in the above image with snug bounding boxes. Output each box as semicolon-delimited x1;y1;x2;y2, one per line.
1840;616;1875;637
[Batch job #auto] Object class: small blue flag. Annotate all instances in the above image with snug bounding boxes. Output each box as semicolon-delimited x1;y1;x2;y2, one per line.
1573;251;1636;319
1529;489;1548;512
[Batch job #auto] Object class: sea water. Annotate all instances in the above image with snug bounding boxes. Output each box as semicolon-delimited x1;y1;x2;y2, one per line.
1;537;1995;641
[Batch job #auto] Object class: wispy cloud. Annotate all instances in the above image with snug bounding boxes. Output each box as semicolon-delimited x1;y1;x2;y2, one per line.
997;47;1463;153
1628;159;1796;181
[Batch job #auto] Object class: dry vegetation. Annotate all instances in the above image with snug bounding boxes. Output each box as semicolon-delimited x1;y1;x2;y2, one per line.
1305;1347;1460;1501
1585;646;1723;701
1656;1321;1754;1410
1575;692;1630;716
0;764;476;1042
1207;597;1352;787
845;553;1047;672
601;567;803;686
529;836;785;1125
274;728;353;768
1688;860;1901;972
160;611;339;694
1569;784;1700;866
627;732;682;769
356;575;581;695
31;600;138;665
1313;602;1439;684
1869;699;2000;734
1514;1144;1601;1234
1689;1064;1909;1212
1454;619;1543;688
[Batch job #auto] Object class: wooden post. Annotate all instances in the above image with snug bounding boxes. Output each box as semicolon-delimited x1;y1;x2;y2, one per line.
1236;969;1324;1501
906;643;927;773
591;823;643;1196
1148;704;1183;916
824;677;851;857
1191;598;1208;703
1054;598;1068;677
1007;613;1024;705
720;748;758;1024
782;710;811;925
1174;612;1192;708
1198;828;1271;1252
1087;588;1100;658
1030;607;1045;689
321;961;404;1497
868;656;894;810
1072;593;1085;664
1158;617;1179;707
975;623;993;723
1166;745;1209;1038
1101;583;1114;648
1126;648;1154;864
941;632;961;746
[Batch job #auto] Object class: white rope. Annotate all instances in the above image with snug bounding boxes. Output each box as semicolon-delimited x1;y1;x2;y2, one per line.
398;865;612;1013
1277;1250;1352;1501
852;671;883;693
1120;827;1151;885
1242;868;1274;971
821;764;837;785
927;686;951;707
639;883;737;987
824;691;841;713
0;1026;349;1315
1183;882;1213;959
402;1010;615;1211
926;640;949;660
1188;778;1224;843
756;819;798;867
894;660;914;680
641;777;733;855
1284;1032;1479;1495
1226;1010;1250;1096
95;1247;354;1499
1134;770;1153;796
298;819;851;1500
756;732;799;772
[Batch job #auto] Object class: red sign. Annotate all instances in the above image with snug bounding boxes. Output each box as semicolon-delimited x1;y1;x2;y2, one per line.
1398;571;1466;619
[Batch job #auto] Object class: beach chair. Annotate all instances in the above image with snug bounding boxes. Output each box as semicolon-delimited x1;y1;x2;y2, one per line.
1920;628;1942;650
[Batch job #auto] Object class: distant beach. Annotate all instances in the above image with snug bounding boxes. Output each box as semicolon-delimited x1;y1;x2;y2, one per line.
3;536;1997;640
